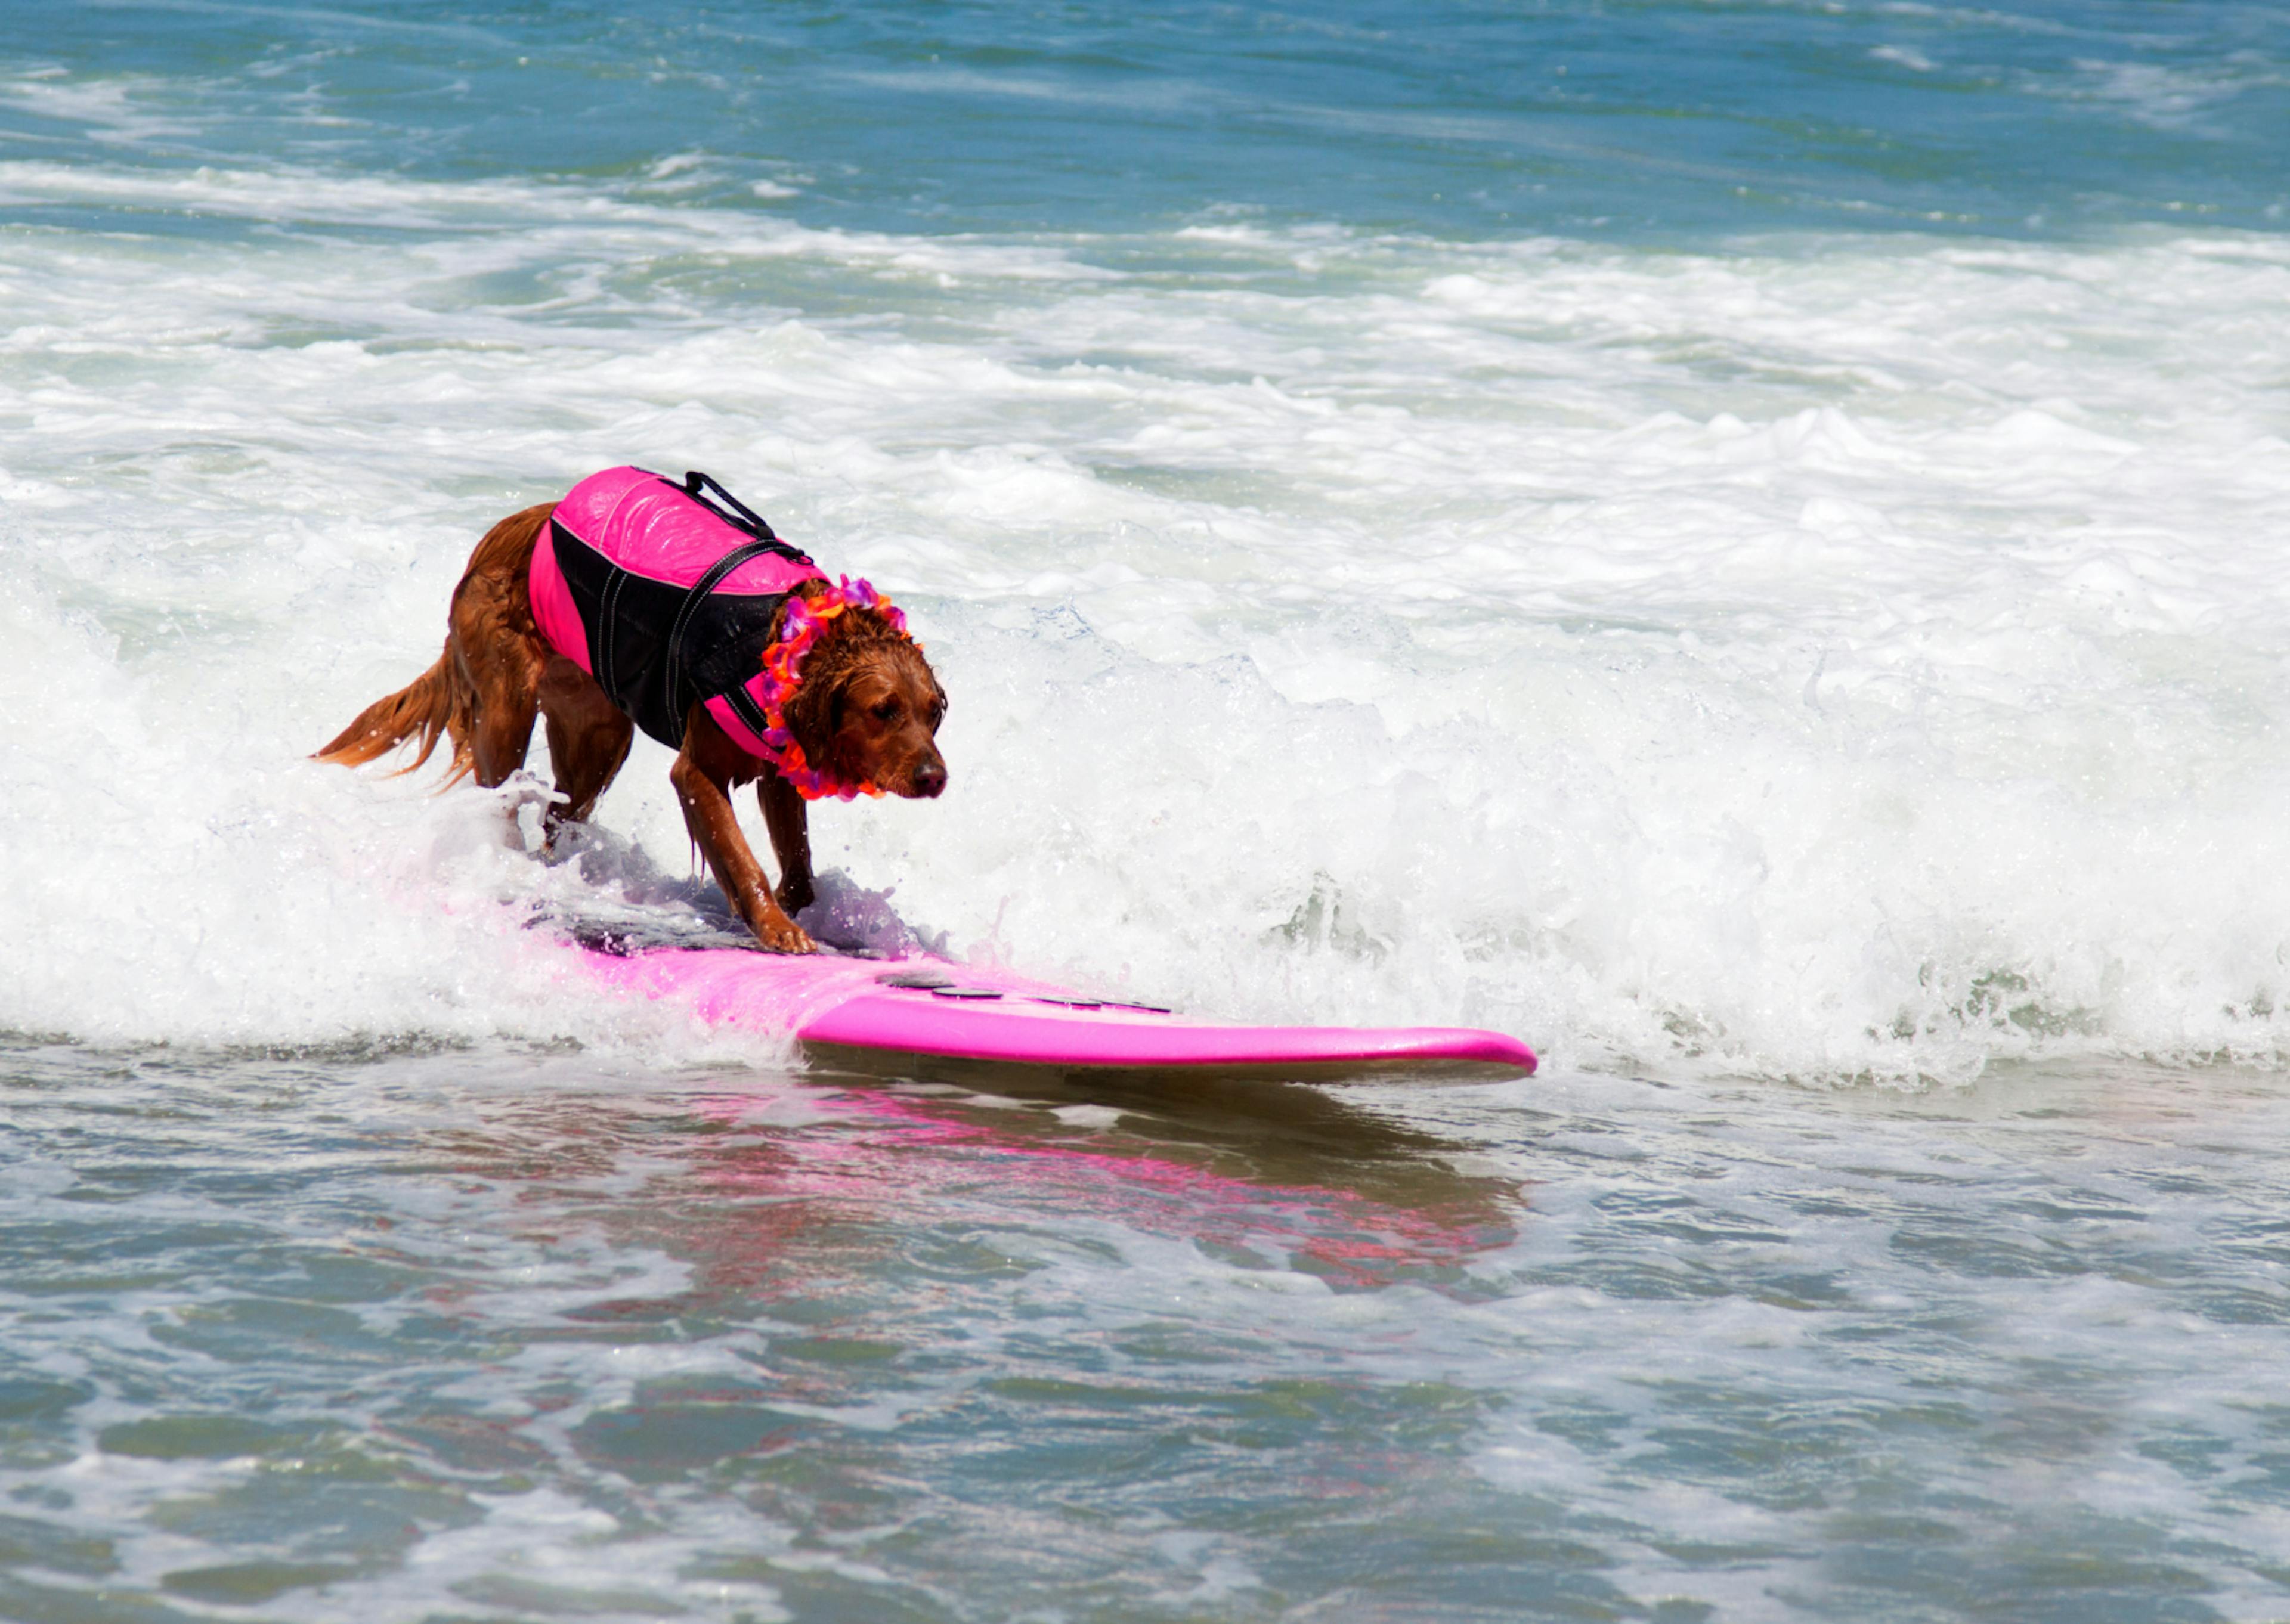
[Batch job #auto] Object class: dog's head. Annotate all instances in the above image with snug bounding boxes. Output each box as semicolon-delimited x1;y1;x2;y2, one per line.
782;589;948;799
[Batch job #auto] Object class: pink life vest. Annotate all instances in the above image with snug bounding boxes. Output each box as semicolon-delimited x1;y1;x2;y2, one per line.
530;466;825;755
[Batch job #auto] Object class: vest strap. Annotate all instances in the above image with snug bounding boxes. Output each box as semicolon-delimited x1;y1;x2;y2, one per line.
666;540;792;740
717;679;775;747
675;470;813;566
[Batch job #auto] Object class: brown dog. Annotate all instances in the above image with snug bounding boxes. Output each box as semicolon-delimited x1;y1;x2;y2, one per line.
316;485;946;954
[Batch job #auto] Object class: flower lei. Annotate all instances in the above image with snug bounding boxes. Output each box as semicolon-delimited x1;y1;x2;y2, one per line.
754;576;914;801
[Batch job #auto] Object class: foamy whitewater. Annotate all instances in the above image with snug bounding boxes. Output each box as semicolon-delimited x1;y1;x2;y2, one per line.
5;2;2290;1619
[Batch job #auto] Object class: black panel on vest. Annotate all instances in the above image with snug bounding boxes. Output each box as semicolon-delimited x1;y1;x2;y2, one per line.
550;519;795;748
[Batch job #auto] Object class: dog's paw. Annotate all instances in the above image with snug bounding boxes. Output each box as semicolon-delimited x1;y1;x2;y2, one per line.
775;879;816;917
756;914;819;955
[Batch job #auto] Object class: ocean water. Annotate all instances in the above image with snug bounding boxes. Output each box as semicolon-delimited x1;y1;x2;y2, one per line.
6;1;2290;1617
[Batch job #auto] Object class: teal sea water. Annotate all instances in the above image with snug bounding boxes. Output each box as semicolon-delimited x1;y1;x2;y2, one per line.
7;2;2290;1619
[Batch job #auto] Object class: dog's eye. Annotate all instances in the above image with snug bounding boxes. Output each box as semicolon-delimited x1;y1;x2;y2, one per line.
872;701;900;722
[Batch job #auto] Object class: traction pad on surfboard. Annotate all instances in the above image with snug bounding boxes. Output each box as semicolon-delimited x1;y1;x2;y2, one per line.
528;905;1171;1011
528;903;889;960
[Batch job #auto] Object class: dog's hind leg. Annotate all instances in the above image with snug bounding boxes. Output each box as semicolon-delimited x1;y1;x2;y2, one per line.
453;639;541;790
537;653;632;835
447;561;549;792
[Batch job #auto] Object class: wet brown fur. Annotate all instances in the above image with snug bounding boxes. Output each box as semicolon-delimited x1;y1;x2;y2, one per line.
315;501;947;953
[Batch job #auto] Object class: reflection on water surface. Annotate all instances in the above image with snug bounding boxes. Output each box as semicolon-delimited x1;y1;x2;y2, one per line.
6;1043;2290;1619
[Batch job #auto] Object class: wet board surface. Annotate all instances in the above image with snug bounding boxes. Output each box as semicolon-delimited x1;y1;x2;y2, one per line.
570;933;1537;1082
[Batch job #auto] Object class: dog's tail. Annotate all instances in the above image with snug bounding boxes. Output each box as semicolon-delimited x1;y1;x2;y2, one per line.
312;644;476;785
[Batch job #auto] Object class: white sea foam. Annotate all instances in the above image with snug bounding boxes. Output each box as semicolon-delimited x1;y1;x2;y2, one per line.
4;153;2288;1080
2058;53;2290;135
1870;44;1938;72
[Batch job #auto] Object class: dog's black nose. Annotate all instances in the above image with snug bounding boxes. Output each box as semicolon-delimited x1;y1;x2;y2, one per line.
912;760;947;799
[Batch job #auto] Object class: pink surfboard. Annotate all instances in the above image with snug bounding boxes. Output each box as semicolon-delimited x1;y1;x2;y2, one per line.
580;944;1537;1081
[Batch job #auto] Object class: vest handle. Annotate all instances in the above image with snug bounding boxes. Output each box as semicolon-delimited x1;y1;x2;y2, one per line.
680;469;780;543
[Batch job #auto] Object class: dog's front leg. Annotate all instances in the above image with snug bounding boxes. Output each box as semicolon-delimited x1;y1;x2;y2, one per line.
670;718;815;954
757;773;815;919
